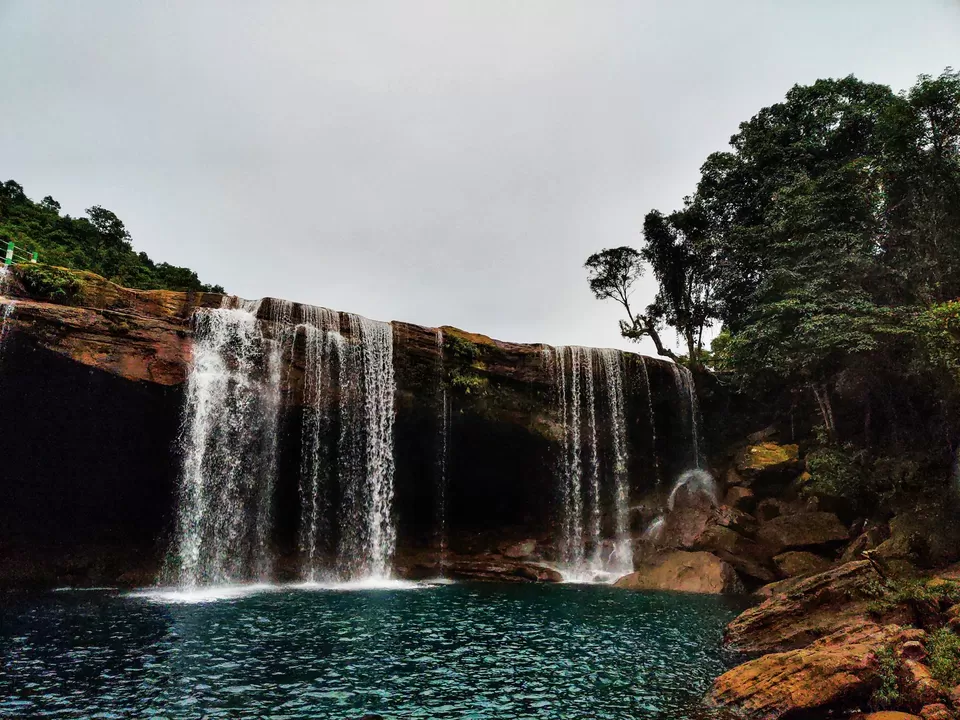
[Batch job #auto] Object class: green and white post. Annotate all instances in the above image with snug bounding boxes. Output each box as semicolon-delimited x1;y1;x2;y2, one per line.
4;241;13;267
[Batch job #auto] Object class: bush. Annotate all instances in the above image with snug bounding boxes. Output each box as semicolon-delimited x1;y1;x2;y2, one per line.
14;264;84;304
870;645;901;709
805;444;864;499
449;370;487;395
928;628;960;687
868;577;960;616
445;334;480;364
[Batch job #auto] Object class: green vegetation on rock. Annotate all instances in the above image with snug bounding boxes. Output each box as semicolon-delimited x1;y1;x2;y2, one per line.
0;179;223;293
927;628;960;687
13;264;85;304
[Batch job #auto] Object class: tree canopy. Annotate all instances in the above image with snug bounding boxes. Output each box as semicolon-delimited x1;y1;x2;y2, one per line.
587;68;960;478
0;180;223;293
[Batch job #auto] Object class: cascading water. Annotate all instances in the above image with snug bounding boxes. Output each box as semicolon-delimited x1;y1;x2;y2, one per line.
171;303;286;587
639;357;660;485
0;301;15;350
435;329;450;574
546;346;632;581
670;364;703;469
599;349;631;574
295;308;398;582
336;315;397;581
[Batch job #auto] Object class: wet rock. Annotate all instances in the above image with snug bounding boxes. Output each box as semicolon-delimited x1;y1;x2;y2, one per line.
708;622;894;719
724;560;883;653
756;511;849;554
900;640;928;661
919;704;954;720
723;486;756;513
614;551;744;595
772;550;833;578
854;713;922;720
692;525;777;584
842;525;892;564
713;506;759;537
499;540;537;559
899;659;944;708
755;498;792;522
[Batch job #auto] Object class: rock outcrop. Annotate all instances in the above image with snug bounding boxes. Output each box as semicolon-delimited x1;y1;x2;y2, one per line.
614;550;744;594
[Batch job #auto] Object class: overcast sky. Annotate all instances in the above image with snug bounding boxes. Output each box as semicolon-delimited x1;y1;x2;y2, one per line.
2;1;958;353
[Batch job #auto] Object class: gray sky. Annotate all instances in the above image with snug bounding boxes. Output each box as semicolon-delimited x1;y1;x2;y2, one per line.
2;1;958;354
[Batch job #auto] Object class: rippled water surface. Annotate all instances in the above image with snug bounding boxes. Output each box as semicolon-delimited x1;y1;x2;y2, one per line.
1;583;746;719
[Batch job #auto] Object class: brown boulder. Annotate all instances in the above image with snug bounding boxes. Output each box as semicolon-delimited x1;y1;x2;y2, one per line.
855;714;922;719
900;660;944;709
713;505;759;536
756;498;792;522
708;622;893;719
614;551;744;594
773;551;834;578
756;511;849;554
919;704;954;720
692;525;777;584
724;560;883;653
499;540;537;559
723;485;756;513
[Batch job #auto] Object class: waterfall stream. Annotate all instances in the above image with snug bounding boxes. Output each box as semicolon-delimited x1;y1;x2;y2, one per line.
171;299;398;587
546;346;632;581
435;330;450;574
171;304;285;587
670;364;703;469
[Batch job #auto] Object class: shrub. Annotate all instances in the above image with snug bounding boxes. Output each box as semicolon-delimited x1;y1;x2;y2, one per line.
870;645;901;709
14;263;84;304
449;370;487;395
928;628;960;687
445;334;480;364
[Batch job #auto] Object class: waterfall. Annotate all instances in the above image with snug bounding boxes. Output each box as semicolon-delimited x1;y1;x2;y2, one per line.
547;346;632;580
435;330;450;574
670;364;703;469
639;357;660;485
295;308;398;582
0;302;14;350
599;349;631;573
335;315;396;581
171;304;286;587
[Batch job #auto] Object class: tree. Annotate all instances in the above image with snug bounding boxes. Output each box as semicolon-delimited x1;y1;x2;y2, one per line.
641;205;716;370
584;247;680;362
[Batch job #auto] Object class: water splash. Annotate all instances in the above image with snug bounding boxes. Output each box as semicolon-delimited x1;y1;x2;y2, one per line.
642;515;666;544
666;469;719;511
171;305;286;587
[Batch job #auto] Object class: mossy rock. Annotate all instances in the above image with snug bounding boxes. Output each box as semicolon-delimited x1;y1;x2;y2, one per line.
735;442;800;473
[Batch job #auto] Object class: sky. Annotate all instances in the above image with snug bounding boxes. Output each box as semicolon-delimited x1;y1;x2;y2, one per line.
1;1;958;354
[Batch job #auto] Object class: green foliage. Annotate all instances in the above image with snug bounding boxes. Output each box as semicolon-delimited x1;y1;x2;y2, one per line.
0;179;223;293
444;335;480;365
928;628;960;687
13;264;85;304
868;577;960;615
870;645;901;710
805;445;864;499
587;68;960;472
448;370;488;395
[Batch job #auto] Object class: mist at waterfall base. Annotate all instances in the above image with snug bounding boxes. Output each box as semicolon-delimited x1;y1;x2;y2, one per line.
0;584;747;720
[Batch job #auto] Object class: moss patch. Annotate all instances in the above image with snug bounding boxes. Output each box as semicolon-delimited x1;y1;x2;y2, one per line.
13;263;85;304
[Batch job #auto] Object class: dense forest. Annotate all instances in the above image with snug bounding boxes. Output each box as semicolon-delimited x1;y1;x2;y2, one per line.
0;180;223;293
587;69;960;514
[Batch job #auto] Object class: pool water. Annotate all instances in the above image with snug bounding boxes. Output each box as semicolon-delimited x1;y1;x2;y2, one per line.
0;583;747;719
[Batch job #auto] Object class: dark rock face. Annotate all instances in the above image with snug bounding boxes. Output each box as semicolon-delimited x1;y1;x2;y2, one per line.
0;279;696;587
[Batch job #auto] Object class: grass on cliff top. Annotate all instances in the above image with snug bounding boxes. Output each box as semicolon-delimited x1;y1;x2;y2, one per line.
12;263;86;304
